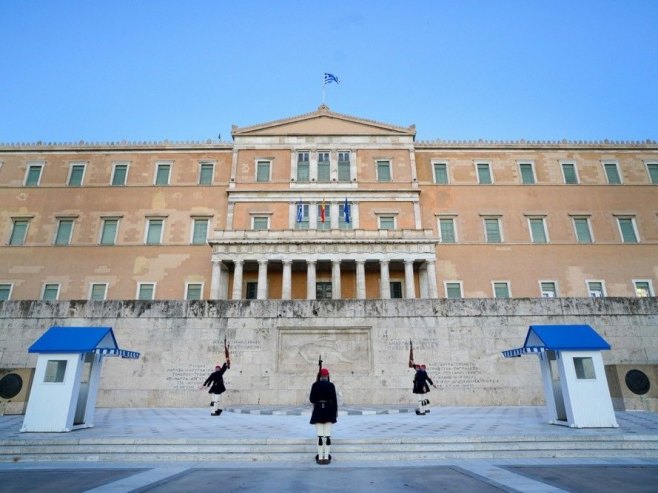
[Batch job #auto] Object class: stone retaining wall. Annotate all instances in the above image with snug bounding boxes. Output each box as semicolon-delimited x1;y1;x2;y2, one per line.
0;298;656;407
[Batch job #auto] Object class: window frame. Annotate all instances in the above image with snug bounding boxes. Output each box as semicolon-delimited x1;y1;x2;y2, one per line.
528;216;549;244
539;280;558;298
438;216;457;243
185;282;204;300
67;162;86;186
483;216;503;243
376;159;392;182
586;280;606;298
145;218;165;245
252;215;270;231
572;216;594;243
378;215;396;230
616;216;639;243
296;151;310;182
633;279;654;297
316;281;333;300
89;283;108;300
24;161;44;186
54;217;75;246
0;283;13;301
191;217;210;244
444;281;463;299
337;151;351;182
295;203;310;230
646;162;658;184
42;283;61;301
317;202;331;230
198;161;215;185
476;162;493;184
561;162;579;184
111;162;129;186
136;282;156;300
518;162;536;185
317;151;331;183
256;159;272;183
492;281;511;298
154;161;172;186
603;161;622;184
432;161;449;184
100;217;120;245
9;218;30;246
338;202;352;230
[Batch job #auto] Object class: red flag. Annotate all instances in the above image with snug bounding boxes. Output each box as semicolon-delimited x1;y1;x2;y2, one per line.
320;200;326;223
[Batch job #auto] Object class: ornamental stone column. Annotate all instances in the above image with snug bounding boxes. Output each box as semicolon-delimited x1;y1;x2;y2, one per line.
306;260;317;300
404;259;415;299
426;259;438;298
379;259;390;299
210;259;222;299
282;259;292;300
332;260;341;299
356;260;366;299
257;259;268;300
232;259;244;300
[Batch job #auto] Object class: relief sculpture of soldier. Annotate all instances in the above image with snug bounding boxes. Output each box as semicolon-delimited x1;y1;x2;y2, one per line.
309;356;338;465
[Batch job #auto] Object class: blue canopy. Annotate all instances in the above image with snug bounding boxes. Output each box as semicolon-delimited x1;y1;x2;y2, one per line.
502;324;610;358
28;326;140;359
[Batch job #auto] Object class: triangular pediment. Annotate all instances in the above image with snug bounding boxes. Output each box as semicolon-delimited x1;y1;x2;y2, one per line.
232;105;415;138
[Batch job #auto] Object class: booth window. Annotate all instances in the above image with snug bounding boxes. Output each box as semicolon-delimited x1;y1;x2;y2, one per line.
44;360;67;383
573;357;596;380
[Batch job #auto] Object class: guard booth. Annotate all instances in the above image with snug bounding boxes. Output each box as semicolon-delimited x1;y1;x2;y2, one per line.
502;324;618;428
21;326;140;433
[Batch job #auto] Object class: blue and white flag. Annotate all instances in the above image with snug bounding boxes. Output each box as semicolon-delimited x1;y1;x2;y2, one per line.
343;197;351;224
296;199;303;223
324;73;340;85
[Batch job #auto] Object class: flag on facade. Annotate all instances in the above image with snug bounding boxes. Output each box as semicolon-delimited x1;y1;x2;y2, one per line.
343;197;351;224
320;199;326;223
324;73;339;85
296;199;303;223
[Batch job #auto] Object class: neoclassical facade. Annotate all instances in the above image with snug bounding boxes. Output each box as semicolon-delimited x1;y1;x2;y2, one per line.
1;106;657;302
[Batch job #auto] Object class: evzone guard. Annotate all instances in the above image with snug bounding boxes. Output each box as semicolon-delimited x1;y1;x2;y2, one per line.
309;355;338;465
200;336;231;416
409;339;437;415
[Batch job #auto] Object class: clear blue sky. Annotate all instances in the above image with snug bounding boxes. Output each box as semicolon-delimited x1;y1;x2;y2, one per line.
1;0;656;143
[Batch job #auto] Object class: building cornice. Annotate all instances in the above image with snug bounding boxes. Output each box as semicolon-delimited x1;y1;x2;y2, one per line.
415;139;658;151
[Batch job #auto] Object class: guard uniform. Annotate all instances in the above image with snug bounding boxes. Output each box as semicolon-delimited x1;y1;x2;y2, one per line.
412;364;434;415
203;362;228;416
309;368;338;464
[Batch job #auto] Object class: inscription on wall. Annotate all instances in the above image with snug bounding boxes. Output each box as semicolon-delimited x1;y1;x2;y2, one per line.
428;362;498;389
277;327;372;373
165;364;208;390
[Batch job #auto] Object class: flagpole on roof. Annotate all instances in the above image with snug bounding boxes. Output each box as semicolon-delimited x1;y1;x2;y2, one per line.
322;74;326;105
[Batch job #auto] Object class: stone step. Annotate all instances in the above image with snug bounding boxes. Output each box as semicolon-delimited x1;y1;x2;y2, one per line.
3;435;658;462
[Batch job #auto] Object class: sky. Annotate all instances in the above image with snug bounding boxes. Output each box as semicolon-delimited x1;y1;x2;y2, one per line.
1;0;657;144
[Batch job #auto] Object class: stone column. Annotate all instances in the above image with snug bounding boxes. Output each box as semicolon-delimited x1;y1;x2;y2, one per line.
332;260;341;299
210;259;222;299
418;265;428;298
426;259;438;298
232;259;244;300
310;202;318;229
257;259;268;300
282;259;292;300
306;260;317;300
404;259;415;299
356;260;366;299
379;259;390;299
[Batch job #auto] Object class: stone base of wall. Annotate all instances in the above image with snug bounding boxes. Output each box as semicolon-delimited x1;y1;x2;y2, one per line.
1;298;656;408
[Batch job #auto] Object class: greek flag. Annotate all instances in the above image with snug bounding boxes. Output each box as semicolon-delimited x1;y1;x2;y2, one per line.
296;199;303;223
343;197;351;224
324;73;340;85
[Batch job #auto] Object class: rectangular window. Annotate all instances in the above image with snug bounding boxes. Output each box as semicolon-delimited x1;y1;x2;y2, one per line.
297;152;309;182
245;282;257;300
199;162;214;185
100;218;119;245
25;163;43;186
390;281;403;299
54;219;74;245
252;216;269;231
519;163;535;184
192;218;209;244
573;217;593;243
111;163;128;186
647;163;658;184
433;162;448;184
604;162;621;184
439;218;456;243
338;151;350;181
317;203;331;230
529;217;548;243
155;163;171;185
186;283;203;300
617;217;638;243
256;160;271;182
493;282;510;298
316;281;332;300
633;280;653;297
295;204;310;230
445;282;462;299
146;219;164;245
587;281;605;297
540;281;557;298
42;283;60;300
338;203;352;230
0;284;13;301
44;360;67;383
137;283;155;300
317;152;330;182
9;219;29;245
68;163;85;186
574;357;596;380
378;216;396;230
484;218;502;243
477;163;492;184
89;283;108;300
562;163;578;184
377;160;391;182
